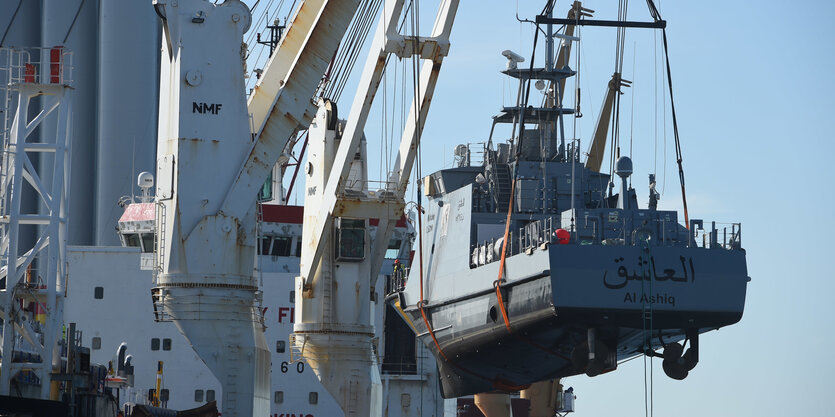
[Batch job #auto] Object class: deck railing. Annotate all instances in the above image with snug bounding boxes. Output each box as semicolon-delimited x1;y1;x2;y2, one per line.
689;220;742;250
470;215;743;268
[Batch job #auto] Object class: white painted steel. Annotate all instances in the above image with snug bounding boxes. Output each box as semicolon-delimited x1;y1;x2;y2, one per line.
223;0;361;221
294;2;458;415
152;0;364;414
369;0;459;285
294;102;382;417
152;1;269;416
0;53;72;399
298;0;405;289
300;0;459;288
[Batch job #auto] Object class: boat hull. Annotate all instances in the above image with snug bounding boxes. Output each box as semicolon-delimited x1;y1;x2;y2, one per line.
400;244;748;397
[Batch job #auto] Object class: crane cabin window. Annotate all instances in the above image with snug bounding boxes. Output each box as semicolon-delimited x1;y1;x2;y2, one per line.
336;218;365;261
123;233;140;248
141;233;154;253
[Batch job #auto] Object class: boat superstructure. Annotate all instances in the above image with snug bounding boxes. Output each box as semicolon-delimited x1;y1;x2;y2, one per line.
393;1;749;399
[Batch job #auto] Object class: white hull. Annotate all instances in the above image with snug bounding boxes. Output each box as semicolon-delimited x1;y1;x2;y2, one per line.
64;245;447;416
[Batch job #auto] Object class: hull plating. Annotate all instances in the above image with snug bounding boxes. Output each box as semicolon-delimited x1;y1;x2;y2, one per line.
402;244;748;397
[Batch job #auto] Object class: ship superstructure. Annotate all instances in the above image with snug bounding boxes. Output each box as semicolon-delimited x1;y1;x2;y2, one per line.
60;196;443;416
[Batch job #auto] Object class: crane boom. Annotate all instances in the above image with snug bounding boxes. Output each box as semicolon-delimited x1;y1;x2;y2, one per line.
299;0;458;290
224;0;360;221
292;1;459;416
585;72;630;172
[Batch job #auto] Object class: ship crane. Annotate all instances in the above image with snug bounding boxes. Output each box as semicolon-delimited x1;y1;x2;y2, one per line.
150;0;364;416
293;1;459;416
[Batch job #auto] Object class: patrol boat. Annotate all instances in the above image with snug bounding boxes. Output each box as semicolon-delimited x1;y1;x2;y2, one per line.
391;2;749;398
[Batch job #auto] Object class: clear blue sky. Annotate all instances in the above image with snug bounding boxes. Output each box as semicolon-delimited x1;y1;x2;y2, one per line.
256;1;834;415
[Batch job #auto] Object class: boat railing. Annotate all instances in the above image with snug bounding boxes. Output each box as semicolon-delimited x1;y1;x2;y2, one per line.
470;216;742;268
689;220;742;250
454;142;488;167
518;216;557;253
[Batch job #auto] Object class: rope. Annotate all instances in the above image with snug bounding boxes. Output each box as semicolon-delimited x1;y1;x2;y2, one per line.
490;15;574;364
640;238;655;417
494;22;541;331
62;0;87;45
645;0;689;227
407;1;534;392
0;0;23;47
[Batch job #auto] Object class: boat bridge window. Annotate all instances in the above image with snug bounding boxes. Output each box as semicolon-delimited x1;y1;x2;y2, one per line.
206;390;215;402
336;218;365;261
194;389;203;402
151;338;160;351
162;338;172;351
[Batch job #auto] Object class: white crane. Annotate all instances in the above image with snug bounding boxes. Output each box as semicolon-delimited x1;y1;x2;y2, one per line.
293;1;459;415
151;0;361;415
